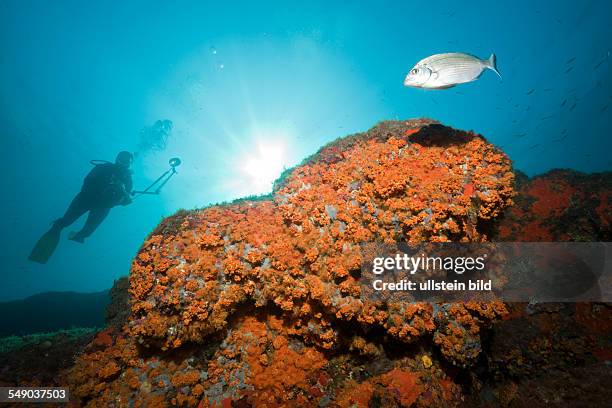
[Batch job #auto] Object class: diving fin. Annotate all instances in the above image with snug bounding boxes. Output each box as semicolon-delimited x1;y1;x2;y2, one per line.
28;228;61;264
68;231;85;244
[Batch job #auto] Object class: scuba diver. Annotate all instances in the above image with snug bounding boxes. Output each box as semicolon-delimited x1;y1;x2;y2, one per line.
29;151;134;264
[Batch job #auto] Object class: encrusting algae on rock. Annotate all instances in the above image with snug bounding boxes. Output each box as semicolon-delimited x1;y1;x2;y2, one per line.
64;119;517;407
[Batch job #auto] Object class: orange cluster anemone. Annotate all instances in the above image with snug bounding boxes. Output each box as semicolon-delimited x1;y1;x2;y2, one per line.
497;169;611;242
65;119;517;406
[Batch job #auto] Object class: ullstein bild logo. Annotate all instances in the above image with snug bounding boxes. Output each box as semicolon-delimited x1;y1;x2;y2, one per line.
360;242;611;303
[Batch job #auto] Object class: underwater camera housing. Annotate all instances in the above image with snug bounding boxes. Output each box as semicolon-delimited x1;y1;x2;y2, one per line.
132;157;182;196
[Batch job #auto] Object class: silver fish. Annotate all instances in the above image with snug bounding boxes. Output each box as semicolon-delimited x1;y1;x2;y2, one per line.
404;52;501;89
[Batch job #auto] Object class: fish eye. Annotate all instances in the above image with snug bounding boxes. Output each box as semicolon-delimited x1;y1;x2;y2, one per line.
410;68;418;75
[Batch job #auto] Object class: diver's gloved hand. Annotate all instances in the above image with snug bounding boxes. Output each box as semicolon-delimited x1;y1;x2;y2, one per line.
120;195;133;206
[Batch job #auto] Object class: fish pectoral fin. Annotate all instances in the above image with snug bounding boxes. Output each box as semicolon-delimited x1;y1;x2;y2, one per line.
431;72;439;80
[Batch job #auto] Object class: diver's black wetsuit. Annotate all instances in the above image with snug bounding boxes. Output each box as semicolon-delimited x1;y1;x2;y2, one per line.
52;162;133;241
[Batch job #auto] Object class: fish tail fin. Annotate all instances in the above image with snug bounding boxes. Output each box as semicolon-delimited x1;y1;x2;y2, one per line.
486;53;502;79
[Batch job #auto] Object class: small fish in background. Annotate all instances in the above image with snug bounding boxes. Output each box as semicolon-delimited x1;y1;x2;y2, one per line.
569;102;577;111
594;51;610;69
566;57;576;64
515;133;527;138
526;89;535;95
552;135;567;142
594;59;607;69
565;66;574;74
561;98;567;107
541;115;554;120
403;52;501;89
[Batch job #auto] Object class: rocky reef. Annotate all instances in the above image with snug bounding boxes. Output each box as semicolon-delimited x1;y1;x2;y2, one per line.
498;169;611;242
65;119;518;406
0;290;109;337
2;119;609;407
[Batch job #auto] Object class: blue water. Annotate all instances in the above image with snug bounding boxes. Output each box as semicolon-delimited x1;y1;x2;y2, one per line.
1;0;610;301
